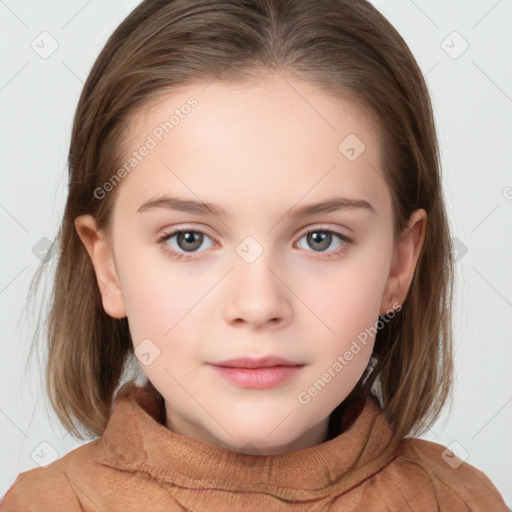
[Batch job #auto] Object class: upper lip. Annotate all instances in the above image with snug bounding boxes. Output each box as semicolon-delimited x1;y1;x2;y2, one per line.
209;356;303;368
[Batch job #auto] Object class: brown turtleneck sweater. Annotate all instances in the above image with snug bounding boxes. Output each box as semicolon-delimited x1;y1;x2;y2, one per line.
1;381;507;511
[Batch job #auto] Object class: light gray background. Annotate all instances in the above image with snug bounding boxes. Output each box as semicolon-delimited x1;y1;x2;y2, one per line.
1;0;511;505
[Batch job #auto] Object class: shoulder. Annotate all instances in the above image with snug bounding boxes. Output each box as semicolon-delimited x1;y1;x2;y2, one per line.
379;436;508;510
1;440;100;512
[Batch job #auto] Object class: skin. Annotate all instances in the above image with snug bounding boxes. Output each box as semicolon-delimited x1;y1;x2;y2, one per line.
75;72;426;455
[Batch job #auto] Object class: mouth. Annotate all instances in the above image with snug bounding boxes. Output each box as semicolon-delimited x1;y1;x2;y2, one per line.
207;356;305;389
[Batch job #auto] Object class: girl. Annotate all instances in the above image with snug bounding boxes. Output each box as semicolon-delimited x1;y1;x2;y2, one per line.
1;0;508;510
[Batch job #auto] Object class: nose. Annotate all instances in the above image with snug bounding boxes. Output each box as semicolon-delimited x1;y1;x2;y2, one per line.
222;253;293;329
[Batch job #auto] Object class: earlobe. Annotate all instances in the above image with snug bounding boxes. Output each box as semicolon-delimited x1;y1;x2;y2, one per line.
74;215;127;319
379;209;427;315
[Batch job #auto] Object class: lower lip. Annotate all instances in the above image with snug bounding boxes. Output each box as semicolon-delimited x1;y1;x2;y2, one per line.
209;365;303;389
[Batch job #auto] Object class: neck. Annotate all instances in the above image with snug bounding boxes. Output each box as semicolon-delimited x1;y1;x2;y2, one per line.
164;404;330;455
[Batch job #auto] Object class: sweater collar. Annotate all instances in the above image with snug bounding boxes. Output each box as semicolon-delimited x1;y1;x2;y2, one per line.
97;380;399;500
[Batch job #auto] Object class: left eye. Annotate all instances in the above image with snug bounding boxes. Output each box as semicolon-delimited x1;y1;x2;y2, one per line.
296;229;349;253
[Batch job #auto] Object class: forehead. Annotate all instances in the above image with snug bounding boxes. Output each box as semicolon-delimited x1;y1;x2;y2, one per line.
114;73;389;219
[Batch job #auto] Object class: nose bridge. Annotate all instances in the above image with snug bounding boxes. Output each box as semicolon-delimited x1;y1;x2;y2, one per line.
222;234;292;327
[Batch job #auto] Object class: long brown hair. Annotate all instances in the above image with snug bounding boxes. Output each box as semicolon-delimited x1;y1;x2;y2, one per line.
26;0;454;455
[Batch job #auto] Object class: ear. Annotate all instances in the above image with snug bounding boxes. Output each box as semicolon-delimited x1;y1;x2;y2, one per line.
74;215;127;319
379;209;427;315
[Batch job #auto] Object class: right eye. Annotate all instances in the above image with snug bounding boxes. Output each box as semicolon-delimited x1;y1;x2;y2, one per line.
158;228;217;261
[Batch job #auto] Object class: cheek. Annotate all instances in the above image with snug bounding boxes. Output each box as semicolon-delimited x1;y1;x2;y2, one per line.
301;244;391;332
114;241;193;344
119;261;206;393
295;242;391;389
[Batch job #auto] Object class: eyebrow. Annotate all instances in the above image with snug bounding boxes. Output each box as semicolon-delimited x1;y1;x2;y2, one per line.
137;195;376;218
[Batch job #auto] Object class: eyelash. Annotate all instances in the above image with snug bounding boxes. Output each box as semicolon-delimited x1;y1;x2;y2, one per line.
157;226;353;262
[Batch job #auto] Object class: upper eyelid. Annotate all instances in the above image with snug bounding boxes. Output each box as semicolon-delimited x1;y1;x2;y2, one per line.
161;223;349;235
300;225;351;238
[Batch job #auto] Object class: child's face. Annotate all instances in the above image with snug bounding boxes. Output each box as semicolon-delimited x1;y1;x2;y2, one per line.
77;72;425;454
